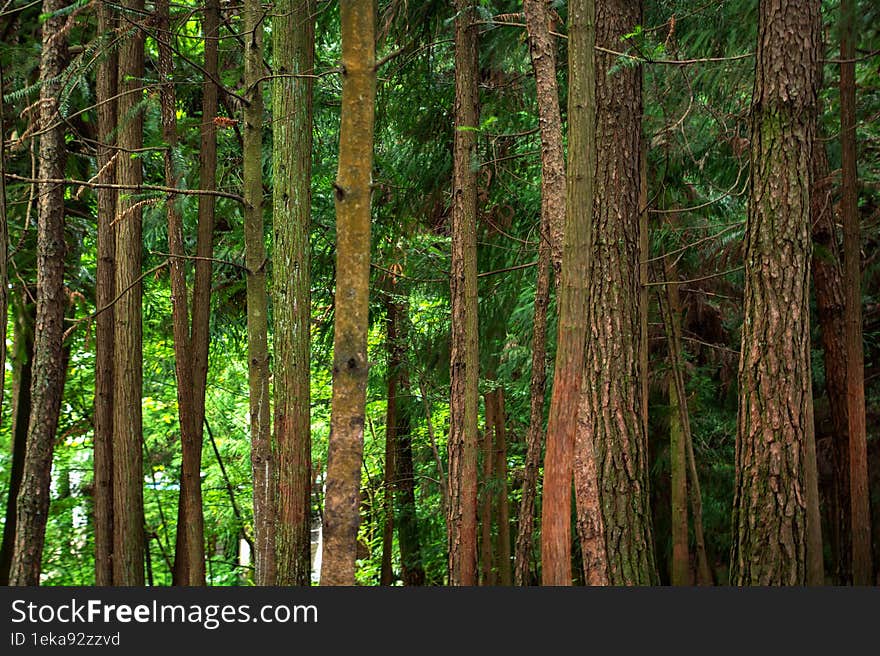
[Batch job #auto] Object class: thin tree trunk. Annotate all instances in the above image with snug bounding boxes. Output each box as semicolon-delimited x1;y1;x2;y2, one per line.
0;297;35;584
0;63;9;429
447;0;480;588
393;310;424;586
730;0;821;585
840;0;872;587
9;0;70;585
493;388;511;586
542;0;598;586
380;285;399;586
158;0;205;587
93;0;117;588
273;0;314;587
320;0;376;587
515;0;562;587
576;0;656;586
242;0;274;586
420;377;447;514
480;400;494;585
812;137;850;584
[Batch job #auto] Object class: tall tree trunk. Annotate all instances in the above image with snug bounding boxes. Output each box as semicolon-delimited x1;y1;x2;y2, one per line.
187;0;220;584
541;0;597;586
492;388;511;586
158;0;205;587
242;0;274;586
515;0;563;587
0;296;35;584
668;376;689;586
480;404;494;585
273;0;314;587
0;64;9;430
320;0;376;586
112;0;146;587
191;0;219;486
840;0;872;587
93;0;117;588
447;0;479;587
390;290;425;586
576;0;656;586
9;0;69;585
812;138;850;584
730;0;822;585
380;284;399;586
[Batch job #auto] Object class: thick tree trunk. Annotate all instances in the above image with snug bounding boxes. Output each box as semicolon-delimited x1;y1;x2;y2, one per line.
811;139;850;584
840;0;872;586
492;388;511;586
243;0;274;586
273;0;314;587
112;0;146;587
9;0;69;585
730;0;822;585
320;0;376;586
93;0;117;587
515;0;563;587
576;0;656;586
447;0;479;588
0;297;35;584
541;0;596;587
158;0;205;587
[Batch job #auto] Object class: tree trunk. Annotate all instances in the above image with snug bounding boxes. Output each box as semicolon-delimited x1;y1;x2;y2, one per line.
840;0;872;587
243;0;274;586
273;0;314;587
576;0;656;586
0;296;35;585
811;137;850;584
191;0;219;485
480;403;494;585
9;0;69;585
391;300;425;586
492;388;511;586
93;0;117;588
730;0;822;585
669;375;689;586
380;284;399;586
320;0;376;586
541;0;596;587
515;0;563;587
447;0;479;588
158;0;205;587
0;64;9;431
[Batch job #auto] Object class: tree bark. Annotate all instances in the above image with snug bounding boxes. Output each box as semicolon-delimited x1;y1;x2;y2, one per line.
9;0;69;585
93;0;117;588
515;0;563;587
576;0;657;586
492;388;511;586
380;285;399;586
730;0;822;585
243;0;274;586
840;0;872;587
480;403;494;585
320;0;376;586
542;0;597;586
447;0;480;588
158;0;205;587
0;296;35;584
272;0;314;587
